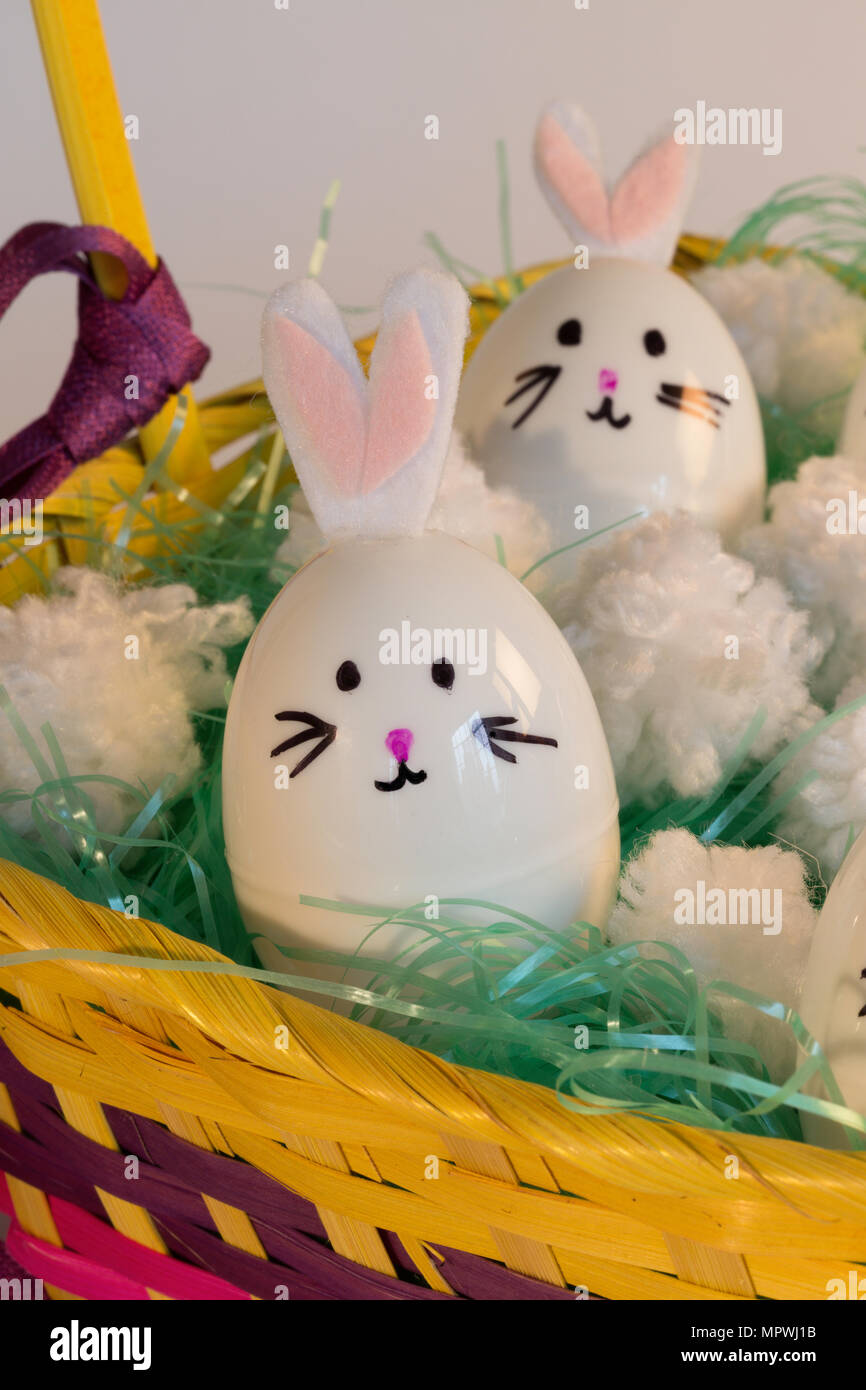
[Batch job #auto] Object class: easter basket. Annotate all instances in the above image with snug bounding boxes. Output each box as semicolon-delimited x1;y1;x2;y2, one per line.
3;1;866;1305
3;854;866;1304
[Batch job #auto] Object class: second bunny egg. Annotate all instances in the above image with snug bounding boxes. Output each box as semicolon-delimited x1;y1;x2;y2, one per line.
457;257;766;552
456;101;766;556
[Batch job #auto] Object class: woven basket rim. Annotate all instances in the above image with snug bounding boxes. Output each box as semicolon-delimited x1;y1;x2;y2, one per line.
2;855;863;1185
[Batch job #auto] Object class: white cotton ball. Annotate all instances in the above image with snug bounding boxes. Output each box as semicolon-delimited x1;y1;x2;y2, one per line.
271;500;326;577
741;454;866;703
608;828;817;1078
692;257;866;442
773;674;866;880
427;432;552;576
543;512;823;803
273;432;552;579
0;567;254;836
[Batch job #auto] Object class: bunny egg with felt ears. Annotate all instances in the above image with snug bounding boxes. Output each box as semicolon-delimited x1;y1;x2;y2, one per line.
222;269;620;974
456;101;766;557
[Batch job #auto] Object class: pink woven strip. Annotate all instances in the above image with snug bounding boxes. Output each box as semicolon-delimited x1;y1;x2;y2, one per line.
0;1175;251;1301
6;1224;151;1300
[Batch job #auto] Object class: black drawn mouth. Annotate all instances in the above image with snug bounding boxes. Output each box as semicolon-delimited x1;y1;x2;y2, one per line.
374;761;428;793
586;395;632;430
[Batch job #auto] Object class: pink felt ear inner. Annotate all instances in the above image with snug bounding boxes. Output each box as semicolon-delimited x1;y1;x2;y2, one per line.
535;111;612;243
362;309;436;494
271;317;365;494
611;135;687;245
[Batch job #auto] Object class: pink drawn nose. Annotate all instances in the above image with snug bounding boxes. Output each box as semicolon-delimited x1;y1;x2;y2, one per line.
385;728;413;763
598;368;618;394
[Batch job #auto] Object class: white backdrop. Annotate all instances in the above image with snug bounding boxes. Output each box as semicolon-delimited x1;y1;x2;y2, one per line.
1;0;864;441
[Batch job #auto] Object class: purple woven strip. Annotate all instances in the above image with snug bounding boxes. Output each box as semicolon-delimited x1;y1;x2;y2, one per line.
0;1241;32;1286
383;1233;578;1301
0;1113;446;1301
0;1041;56;1106
158;1215;450;1302
0;221;210;501
0;1038;582;1300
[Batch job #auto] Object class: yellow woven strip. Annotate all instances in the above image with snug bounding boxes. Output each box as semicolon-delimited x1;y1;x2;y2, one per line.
156;1103;266;1267
443;1134;566;1287
288;1134;396;1278
3;946;866;1265
1;859;865;1301
12;981;169;1298
1;862;864;1221
30;0;209;483
556;1255;748;1302
168;1019;460;1152
665;1234;756;1298
330;1139;451;1293
747;1255;866;1301
103;970;266;1269
374;1146;676;1268
0;1083;77;1301
340;1145;384;1182
394;1237;454;1296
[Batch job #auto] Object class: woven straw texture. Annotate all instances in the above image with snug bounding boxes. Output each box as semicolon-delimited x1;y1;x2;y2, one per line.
2;859;865;1301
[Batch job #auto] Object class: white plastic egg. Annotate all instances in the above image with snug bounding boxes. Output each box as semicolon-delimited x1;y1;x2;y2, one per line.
456;101;766;553
223;531;620;962
800;827;866;1147
840;358;866;460
222;268;620;974
457;259;766;550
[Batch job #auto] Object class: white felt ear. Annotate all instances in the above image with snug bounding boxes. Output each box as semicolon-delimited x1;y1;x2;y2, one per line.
534;101;611;250
534;100;700;267
610;125;700;267
262;269;469;542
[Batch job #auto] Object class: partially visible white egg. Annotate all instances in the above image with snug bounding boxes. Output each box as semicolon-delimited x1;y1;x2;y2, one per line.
800;827;866;1147
222;530;620;973
456;259;766;552
840;359;866;460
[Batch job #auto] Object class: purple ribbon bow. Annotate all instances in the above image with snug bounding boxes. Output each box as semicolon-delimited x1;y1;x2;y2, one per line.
0;222;210;503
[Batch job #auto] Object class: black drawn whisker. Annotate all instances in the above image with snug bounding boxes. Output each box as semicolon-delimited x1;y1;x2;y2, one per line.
655;394;722;429
505;364;562;429
657;382;731;430
660;382;731;410
270;727;320;756
270;710;337;775
473;715;559;764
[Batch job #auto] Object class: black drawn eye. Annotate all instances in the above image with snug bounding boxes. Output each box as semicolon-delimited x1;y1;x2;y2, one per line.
432;658;455;691
336;660;360;691
557;318;582;347
643;329;666;357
